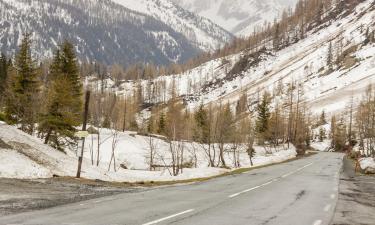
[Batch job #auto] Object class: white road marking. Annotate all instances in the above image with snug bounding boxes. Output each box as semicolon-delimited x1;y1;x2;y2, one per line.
229;186;261;198
324;204;331;212
330;194;335;199
282;172;294;178
261;181;273;186
229;163;314;198
142;209;195;225
313;220;322;225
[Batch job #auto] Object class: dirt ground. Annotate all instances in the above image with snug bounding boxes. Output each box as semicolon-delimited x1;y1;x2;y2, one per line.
0;177;138;216
331;157;375;225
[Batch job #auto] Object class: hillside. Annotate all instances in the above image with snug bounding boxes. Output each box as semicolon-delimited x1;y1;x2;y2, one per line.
110;0;375;115
0;0;205;65
112;0;233;52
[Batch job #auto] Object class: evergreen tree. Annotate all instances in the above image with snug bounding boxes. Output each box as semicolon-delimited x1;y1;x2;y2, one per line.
319;127;326;142
194;104;209;143
39;41;83;150
5;34;40;134
256;92;271;142
319;110;327;125
0;53;8;100
157;113;166;135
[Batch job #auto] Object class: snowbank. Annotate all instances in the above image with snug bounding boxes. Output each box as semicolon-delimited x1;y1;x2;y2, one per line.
0;124;297;182
359;157;375;174
311;140;331;152
0;149;52;179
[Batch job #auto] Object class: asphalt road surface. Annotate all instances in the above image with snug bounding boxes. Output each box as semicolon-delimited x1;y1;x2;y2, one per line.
0;152;344;225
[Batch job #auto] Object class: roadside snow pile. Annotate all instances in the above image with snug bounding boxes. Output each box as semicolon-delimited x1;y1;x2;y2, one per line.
359;157;375;174
311;140;331;152
0;124;297;182
0;149;52;178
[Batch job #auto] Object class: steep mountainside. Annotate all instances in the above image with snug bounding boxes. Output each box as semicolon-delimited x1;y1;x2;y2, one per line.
0;0;201;65
108;0;375;115
112;0;234;51
171;0;298;36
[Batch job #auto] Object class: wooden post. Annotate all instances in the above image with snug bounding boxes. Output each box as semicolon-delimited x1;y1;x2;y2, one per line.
76;90;91;178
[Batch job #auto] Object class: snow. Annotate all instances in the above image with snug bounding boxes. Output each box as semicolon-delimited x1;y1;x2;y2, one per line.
359;157;375;174
109;0;375;116
111;0;232;51
0;124;297;182
311;140;331;152
171;0;299;36
0;149;52;179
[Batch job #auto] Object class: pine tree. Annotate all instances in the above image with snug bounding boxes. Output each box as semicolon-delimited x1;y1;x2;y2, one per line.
60;41;82;105
5;34;40;134
0;53;8;100
157;113;166;135
194;104;209;143
39;41;83;150
319;110;327;125
256;92;271;142
319;127;326;142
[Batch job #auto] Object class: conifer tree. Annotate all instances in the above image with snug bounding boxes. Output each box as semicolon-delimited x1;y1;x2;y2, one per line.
319;110;327;125
256;92;271;143
39;41;83;150
194;104;209;143
157;113;166;135
6;33;40;134
0;53;8;100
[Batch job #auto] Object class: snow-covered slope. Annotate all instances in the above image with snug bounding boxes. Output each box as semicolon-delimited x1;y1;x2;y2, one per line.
0;124;297;181
171;0;298;36
0;0;201;65
110;0;375;115
112;0;233;51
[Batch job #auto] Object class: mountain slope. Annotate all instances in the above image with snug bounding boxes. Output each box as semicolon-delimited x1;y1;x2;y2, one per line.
0;0;200;65
171;0;298;36
112;0;234;51
110;0;375;115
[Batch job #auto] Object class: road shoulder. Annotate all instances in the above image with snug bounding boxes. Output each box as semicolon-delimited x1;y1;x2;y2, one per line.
331;156;375;225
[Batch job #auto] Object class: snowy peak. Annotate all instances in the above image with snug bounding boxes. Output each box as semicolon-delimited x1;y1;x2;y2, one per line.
111;0;233;51
0;0;201;65
171;0;299;36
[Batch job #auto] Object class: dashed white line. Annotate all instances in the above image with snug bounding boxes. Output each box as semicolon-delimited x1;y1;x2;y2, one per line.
324;204;332;212
142;209;195;225
313;220;322;225
229;186;261;198
228;163;314;198
261;181;273;186
281;172;294;178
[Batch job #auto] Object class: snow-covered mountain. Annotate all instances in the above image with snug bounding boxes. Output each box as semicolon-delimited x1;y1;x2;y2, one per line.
106;0;375;115
112;0;233;52
0;0;229;65
171;0;299;36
